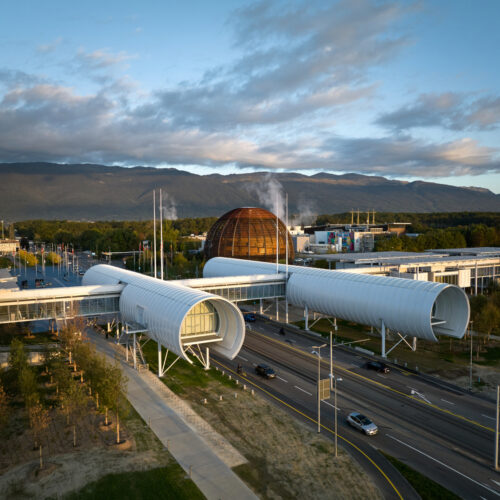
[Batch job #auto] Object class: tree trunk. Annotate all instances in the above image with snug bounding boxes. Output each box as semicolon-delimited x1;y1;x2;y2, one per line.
39;445;43;470
96;393;99;409
105;407;108;425
116;413;120;444
73;424;76;447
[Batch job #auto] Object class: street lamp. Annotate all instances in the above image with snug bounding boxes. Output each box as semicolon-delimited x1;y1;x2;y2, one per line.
329;373;343;458
312;344;327;433
469;321;474;391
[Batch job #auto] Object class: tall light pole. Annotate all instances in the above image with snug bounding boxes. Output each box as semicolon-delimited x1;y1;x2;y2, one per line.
329;372;342;458
312;344;326;433
469;321;473;391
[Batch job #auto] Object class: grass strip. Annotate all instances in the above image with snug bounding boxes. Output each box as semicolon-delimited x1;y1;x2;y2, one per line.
380;451;460;500
64;465;204;500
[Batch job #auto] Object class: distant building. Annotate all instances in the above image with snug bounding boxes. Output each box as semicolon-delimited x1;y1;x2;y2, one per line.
0;239;19;255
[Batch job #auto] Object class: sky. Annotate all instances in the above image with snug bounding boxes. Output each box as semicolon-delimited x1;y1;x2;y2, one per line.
0;0;499;193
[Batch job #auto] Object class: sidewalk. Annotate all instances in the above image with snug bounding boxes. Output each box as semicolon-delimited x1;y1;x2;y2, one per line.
86;329;257;500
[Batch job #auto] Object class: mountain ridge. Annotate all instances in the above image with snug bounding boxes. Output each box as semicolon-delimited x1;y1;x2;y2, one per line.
0;162;498;221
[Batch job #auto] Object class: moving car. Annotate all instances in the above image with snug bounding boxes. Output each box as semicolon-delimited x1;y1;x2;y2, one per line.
255;364;276;379
244;313;256;322
347;412;378;435
364;361;390;373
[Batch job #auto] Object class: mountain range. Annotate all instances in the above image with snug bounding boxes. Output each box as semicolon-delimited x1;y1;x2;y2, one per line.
0;162;498;221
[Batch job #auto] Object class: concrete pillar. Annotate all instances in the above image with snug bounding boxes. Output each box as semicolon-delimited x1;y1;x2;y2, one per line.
381;321;386;358
276;297;279;321
285;301;289;324
205;347;210;370
305;305;309;331
412;337;417;351
133;332;137;370
259;298;263;315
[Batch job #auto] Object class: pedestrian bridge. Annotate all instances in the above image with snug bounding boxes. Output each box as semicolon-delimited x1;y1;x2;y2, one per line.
0;273;286;324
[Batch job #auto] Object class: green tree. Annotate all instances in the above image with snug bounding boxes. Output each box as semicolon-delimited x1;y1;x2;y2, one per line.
100;362;127;443
8;338;28;379
0;381;10;430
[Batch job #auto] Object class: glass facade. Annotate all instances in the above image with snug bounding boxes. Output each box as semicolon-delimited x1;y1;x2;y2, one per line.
180;301;219;337
0;295;120;323
202;282;285;302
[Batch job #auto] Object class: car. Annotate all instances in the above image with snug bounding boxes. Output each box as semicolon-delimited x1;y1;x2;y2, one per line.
347;412;378;435
255;364;276;379
364;361;390;373
244;313;256;322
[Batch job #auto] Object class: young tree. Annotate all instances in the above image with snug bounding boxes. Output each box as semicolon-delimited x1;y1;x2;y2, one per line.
19;367;39;411
100;362;127;443
29;401;50;450
0;381;10;430
59;377;86;447
8;338;28;379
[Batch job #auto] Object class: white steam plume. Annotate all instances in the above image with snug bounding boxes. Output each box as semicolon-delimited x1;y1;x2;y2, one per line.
161;191;178;220
245;173;285;219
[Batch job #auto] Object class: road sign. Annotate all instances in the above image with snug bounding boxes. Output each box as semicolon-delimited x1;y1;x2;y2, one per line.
319;378;330;400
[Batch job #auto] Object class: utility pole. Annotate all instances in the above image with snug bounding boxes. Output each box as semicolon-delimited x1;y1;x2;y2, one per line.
153;190;157;279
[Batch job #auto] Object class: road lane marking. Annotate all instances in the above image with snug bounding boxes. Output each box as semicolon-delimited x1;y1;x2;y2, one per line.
386;434;500;497
322;401;339;410
440;399;455;405
482;414;496;421
277;376;288;383
251;331;494;432
294;386;312;396
237;355;248;361
214;359;403;500
492;480;500;487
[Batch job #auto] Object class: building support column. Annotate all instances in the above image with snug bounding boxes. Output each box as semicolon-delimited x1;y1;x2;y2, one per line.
259;299;263;315
133;332;137;370
205;347;210;370
381;320;386;358
276;297;279;321
158;343;162;377
305;305;309;331
412;336;417;352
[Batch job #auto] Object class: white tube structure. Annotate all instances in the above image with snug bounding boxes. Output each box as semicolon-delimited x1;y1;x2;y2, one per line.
203;257;470;342
83;265;245;362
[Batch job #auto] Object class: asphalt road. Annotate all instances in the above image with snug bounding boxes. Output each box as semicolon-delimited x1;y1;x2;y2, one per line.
215;318;500;500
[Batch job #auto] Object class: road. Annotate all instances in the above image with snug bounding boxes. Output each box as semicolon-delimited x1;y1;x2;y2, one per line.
214;318;500;500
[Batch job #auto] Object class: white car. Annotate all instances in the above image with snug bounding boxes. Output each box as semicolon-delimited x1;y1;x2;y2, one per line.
347;412;378;435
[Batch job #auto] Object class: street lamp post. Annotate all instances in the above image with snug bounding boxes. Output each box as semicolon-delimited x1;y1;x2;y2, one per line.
496;384;499;471
469;321;473;391
312;344;326;433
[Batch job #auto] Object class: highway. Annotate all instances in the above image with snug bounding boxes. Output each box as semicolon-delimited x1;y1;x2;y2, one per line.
214;318;500;500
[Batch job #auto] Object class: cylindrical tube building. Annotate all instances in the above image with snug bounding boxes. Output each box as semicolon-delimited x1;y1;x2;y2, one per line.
83;265;245;362
203;257;470;342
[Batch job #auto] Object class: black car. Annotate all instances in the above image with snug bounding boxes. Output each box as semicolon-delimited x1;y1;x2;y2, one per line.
364;361;390;373
255;364;276;379
244;313;256;322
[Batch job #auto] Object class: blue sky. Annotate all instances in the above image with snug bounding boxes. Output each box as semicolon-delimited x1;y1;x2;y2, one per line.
1;0;499;193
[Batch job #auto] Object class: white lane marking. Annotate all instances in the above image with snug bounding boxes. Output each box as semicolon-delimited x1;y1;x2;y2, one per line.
277;376;288;383
482;414;496;421
294;386;312;396
440;399;455;405
386;434;500;497
252;363;257;366
492;480;500;487
377;374;387;379
238;355;248;361
322;401;339;410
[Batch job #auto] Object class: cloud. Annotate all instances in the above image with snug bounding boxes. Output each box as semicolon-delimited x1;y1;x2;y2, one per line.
0;0;498;182
377;92;500;131
37;37;63;54
324;135;500;177
153;0;412;130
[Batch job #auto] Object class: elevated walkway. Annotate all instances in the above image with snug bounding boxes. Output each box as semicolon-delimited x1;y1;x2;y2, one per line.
0;274;286;324
0;284;123;323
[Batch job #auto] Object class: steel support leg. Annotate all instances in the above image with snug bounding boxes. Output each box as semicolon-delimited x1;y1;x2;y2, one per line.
305;305;309;331
205;347;210;370
158;343;162;377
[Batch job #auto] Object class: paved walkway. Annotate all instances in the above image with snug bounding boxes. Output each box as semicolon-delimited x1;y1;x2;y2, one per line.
86;329;257;500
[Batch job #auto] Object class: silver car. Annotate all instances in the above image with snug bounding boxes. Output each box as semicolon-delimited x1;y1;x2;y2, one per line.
347;412;378;435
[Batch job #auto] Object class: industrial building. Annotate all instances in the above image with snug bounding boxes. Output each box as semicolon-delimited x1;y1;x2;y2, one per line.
304;247;500;294
204;207;294;262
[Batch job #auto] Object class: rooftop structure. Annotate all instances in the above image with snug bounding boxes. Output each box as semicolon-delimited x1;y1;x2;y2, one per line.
204;207;294;262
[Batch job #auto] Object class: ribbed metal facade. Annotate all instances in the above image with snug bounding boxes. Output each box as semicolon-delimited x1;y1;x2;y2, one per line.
204;207;294;262
203;257;470;341
83;265;245;361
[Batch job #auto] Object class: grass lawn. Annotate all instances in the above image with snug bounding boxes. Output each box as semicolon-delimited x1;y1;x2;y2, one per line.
381;452;460;500
63;465;204;500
